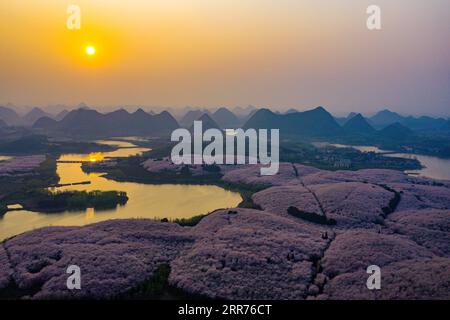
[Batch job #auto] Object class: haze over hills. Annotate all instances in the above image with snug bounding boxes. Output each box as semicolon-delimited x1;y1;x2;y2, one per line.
1;103;449;141
367;109;448;131
0;106;21;126
189;113;220;132
335;112;358;126
0;103;449;158
179;107;242;129
55;110;69;121
33;108;179;138
21;108;53;127
33;116;58;129
232;106;257;118
212;107;241;129
0;106;53;127
369;109;405;128
284;108;299;114
379;123;415;140
400;116;448;131
179;110;210;128
343;114;376;135
244;107;343;137
241;107;450;157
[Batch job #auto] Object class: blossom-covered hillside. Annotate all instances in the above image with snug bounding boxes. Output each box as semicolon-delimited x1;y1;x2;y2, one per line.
1;163;449;299
0;155;46;177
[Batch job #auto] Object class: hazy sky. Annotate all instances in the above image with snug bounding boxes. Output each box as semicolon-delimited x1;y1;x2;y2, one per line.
0;0;449;116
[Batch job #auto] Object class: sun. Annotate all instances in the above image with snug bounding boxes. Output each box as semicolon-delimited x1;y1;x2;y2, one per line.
86;45;96;56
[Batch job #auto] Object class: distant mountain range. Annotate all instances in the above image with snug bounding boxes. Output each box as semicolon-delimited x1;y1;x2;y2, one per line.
0;106;58;127
179;110;210;128
244;107;343;137
189;113;221;132
334;109;447;131
343;113;376;135
365;109;447;131
242;107;442;142
232;105;257;118
335;112;358;126
33;108;179;138
1;104;449;140
379;122;414;140
55;110;69;121
212;108;241;129
368;109;405;128
179;107;242;129
0;106;21;126
22;108;53;126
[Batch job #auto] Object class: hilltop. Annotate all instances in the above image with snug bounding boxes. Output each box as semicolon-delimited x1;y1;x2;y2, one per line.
1;161;449;299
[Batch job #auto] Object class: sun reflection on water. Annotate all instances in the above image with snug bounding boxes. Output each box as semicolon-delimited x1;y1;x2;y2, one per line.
87;152;105;162
85;208;95;221
0;140;243;241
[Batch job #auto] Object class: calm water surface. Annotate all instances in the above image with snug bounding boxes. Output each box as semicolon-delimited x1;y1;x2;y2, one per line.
385;153;450;181
0;140;242;240
316;142;450;181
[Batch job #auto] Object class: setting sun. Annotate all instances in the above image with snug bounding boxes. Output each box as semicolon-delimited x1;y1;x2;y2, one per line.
86;45;96;56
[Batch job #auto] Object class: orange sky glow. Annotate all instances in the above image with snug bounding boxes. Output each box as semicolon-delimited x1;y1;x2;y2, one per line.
0;0;448;115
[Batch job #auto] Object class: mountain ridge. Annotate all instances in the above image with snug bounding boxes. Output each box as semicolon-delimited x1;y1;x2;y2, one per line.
343;113;376;134
244;106;343;137
33;108;179;137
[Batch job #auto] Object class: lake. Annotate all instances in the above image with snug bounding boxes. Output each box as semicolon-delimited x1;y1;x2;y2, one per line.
0;140;242;241
385;153;450;181
316;142;450;181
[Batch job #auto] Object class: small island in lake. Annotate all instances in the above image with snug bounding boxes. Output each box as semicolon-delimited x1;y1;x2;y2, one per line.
26;190;129;213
